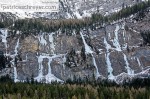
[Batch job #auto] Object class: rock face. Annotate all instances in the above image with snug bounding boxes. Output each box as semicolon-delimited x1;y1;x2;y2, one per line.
1;10;150;83
0;1;150;83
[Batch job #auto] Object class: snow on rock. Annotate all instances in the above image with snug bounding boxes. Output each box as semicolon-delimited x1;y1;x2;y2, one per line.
115;72;133;84
110;7;122;13
75;11;82;19
123;53;134;75
82;11;92;17
12;12;34;19
115;68;150;84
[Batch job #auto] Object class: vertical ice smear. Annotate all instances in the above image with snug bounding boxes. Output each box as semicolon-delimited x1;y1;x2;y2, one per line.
47;58;52;74
35;55;44;82
112;24;122;51
45;57;62;83
38;33;47;45
80;31;93;53
80;31;101;78
14;67;19;82
0;29;8;54
104;37;112;51
137;58;143;71
123;53;134;75
35;32;63;83
14;39;20;82
106;53;115;79
0;29;8;46
14;39;19;55
35;55;63;83
122;22;126;41
63;55;66;69
92;54;101;79
108;33;111;40
121;22;129;51
104;38;115;79
49;33;55;55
